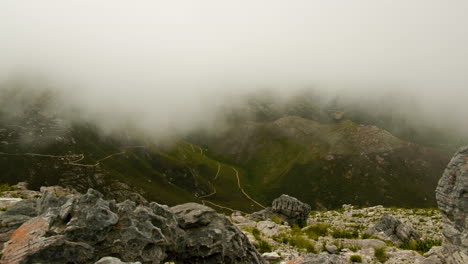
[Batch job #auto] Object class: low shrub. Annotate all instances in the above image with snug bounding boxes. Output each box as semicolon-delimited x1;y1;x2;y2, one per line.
374;247;389;263
400;239;442;254
288;235;316;253
304;223;329;240
331;229;359;239
255;239;273;253
350;255;362;263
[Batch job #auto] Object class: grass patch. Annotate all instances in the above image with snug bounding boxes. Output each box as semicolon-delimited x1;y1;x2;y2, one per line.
400;239;442;254
303;223;329;240
255;239;273;253
288;235;316;253
0;183;15;195
270;215;283;225
350;255;362;263
331;229;359;239
374;247;389;263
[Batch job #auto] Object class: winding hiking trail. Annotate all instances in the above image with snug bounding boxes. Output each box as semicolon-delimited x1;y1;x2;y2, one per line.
0;146;148;168
198;162;221;199
231;167;266;209
185;143;266;210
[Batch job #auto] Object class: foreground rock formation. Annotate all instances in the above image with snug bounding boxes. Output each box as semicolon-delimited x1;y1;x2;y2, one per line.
0;189;265;264
435;146;468;263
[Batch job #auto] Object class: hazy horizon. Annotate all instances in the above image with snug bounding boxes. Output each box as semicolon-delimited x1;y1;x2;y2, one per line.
1;1;468;139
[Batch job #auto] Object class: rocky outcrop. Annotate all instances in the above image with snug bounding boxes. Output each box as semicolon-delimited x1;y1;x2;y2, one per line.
272;194;311;226
251;194;311;227
0;189;264;264
366;214;420;245
170;203;265;263
0;199;37;252
435;146;468;263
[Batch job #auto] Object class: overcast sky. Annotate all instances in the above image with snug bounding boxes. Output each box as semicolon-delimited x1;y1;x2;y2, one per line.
1;1;468;136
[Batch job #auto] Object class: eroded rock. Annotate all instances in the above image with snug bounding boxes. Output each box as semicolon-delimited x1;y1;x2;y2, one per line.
435;146;468;263
366;214;420;245
171;203;266;264
272;195;311;226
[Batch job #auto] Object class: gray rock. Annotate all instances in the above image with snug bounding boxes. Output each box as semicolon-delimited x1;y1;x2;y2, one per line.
1;189;265;264
366;214;420;245
325;245;338;254
0;199;37;252
261;252;281;261
436;146;468;264
171;203;266;264
249;207;274;222
272;194;311;226
257;220;279;237
95;257;142;264
302;253;348;264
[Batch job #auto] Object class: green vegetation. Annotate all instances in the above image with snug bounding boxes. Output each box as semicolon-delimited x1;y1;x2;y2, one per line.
331;229;359;239
361;233;372;239
270;215;283;225
288;235;316;253
374;247;389;263
349;244;362;252
350;255;362;263
255;239;273;253
0;207;7;211
0;183;15;195
400;239;442;254
303;223;329;240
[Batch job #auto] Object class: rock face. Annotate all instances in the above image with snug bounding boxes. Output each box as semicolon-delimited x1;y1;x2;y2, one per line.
272;194;311;226
366;214;420;245
170;203;265;264
0;199;37;252
1;190;264;264
435;146;468;263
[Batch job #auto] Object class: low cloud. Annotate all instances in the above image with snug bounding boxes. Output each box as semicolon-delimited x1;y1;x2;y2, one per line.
1;1;468;139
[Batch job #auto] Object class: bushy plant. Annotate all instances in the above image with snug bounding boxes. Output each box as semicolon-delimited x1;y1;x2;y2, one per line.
400;239;442;254
350;255;362;263
270;215;284;225
255;239;273;253
331;229;359;239
303;223;329;240
374;247;389;263
288;235;316;253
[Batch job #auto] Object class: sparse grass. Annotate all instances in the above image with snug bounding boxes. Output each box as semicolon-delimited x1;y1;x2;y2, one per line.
331;229;359;239
272;233;289;244
374;247;389;263
400;239;442;254
270;215;283;225
361;233;372;239
288;235;316;253
0;207;7;211
303;223;329;240
255;239;273;253
350;255;362;263
349;244;362;252
352;213;366;218
0;183;15;195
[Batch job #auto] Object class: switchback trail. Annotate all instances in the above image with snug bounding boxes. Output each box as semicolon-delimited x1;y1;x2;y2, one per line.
231;167;266;209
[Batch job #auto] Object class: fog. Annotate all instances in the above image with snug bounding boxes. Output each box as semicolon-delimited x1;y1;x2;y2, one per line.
1;1;468;139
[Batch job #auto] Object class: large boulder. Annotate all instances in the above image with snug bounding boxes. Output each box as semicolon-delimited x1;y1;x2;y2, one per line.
170;203;266;264
1;189;264;264
0;199;37;252
366;214;420;245
435;146;468;263
272;194;311;226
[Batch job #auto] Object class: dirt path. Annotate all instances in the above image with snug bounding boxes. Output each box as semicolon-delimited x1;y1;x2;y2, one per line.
231;167;266;209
